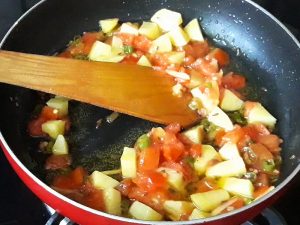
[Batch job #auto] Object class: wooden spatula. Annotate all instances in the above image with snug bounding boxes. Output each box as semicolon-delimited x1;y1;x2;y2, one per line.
0;50;198;127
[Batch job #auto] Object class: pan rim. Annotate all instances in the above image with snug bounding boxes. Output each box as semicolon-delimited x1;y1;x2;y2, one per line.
0;0;299;224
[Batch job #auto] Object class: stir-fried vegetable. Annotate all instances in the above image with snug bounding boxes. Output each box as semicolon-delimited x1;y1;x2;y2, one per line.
27;8;283;222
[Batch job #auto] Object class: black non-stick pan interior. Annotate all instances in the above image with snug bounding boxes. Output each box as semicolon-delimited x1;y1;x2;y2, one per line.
0;0;299;184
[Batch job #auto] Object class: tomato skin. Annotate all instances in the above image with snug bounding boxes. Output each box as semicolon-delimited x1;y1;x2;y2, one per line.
117;32;135;46
249;143;274;171
28;117;47;137
41;106;59;120
162;132;185;162
189;144;202;158
52;166;85;189
133;35;152;52
151;53;170;68
257;134;282;153
183;41;210;58
133;171;168;192
165;123;181;134
138;147;160;172
219;126;244;146
196;177;218;193
121;54;139;64
117;179;134;196
222;73;246;90
191;58;219;77
207;48;230;67
82;32;104;54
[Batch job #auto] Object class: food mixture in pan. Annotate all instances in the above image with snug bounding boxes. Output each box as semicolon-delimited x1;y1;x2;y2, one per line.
27;9;282;221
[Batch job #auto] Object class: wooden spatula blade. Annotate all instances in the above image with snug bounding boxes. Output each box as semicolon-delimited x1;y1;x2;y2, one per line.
0;50;199;126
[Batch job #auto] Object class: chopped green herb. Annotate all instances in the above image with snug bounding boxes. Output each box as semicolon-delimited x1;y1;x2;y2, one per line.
68;35;82;47
227;111;247;125
123;45;134;54
135;134;150;150
263;159;275;172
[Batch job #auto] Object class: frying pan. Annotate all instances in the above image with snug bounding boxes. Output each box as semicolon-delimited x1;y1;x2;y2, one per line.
0;0;299;224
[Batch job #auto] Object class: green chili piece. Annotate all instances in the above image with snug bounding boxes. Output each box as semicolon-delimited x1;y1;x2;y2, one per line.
263;159;275;172
136;134;150;150
123;45;134;54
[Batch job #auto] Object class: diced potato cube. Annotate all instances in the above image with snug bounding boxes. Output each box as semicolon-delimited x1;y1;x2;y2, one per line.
218;142;240;160
121;147;137;178
182;125;204;144
184;18;204;42
169;26;190;47
246;103;277;128
167;51;185;64
139;21;161;40
151;8;183;32
158;167;185;193
41;120;65;139
90;171;119;189
220;89;244;111
99;18;119;33
92;55;125;63
52;134;68;155
46;97;69;117
149;33;172;53
120;23;139;35
194;145;220;175
206;157;247;178
218;177;254;199
189;209;210;220
137;55;152;67
89;41;112;60
191;189;230;212
103;188;121;215
208;106;234;131
111;36;124;55
163;200;194;221
129;201;163;221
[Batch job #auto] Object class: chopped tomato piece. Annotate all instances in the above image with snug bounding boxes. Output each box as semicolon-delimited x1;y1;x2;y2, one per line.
28;117;47;137
151;53;170;68
249;143;274;171
128;186;168;214
82;32;104;54
165;123;181;134
138;147;160;172
255;173;270;188
117;33;135;46
219;126;244;146
222;73;246;90
183;55;195;66
133;35;152;52
41;106;60;120
183;41;210;58
58;50;72;58
52;166;85;189
162;132;185;161
191;58;219;77
219;197;245;214
207;48;230;67
196;177;218;193
80;182;105;211
257;134;282;153
243;101;258;118
117;179;134;196
121;54;139;64
253;186;271;199
133;171;168;192
189;144;202;158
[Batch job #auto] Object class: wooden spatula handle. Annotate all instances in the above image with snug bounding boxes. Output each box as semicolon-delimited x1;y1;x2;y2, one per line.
0;50;198;126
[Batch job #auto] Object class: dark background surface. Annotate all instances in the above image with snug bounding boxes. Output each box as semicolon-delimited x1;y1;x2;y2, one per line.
0;0;299;224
